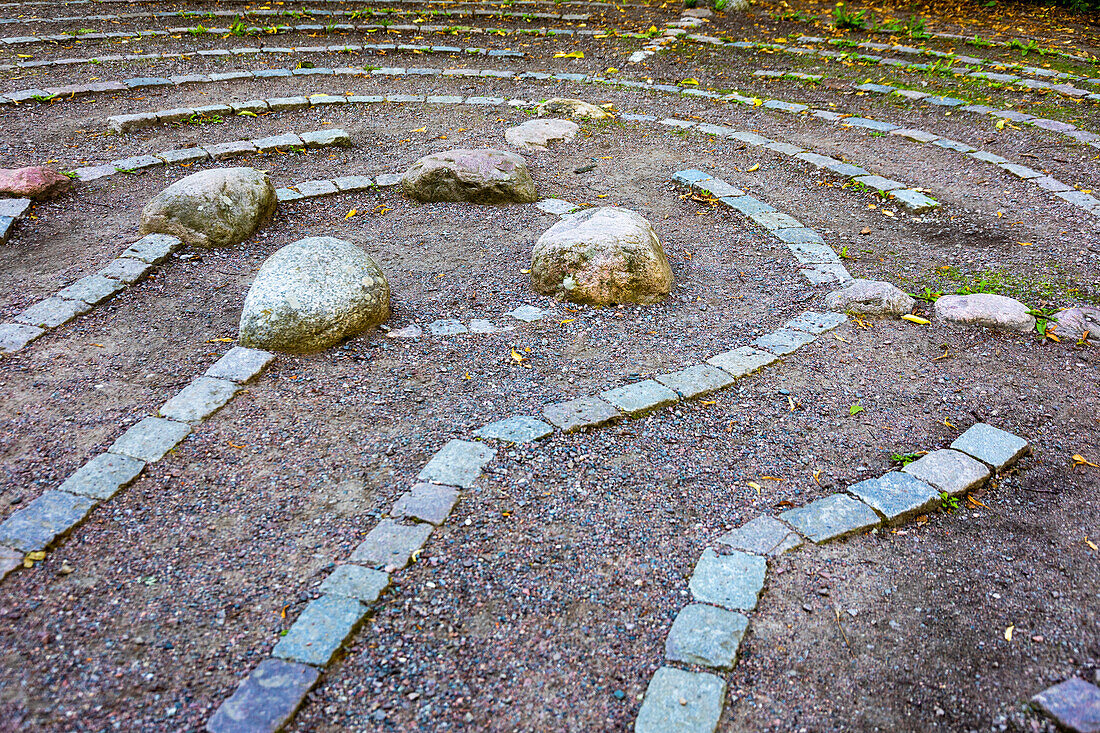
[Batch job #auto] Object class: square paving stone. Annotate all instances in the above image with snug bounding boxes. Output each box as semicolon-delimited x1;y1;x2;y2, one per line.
902;449;990;496
655;364;734;399
391;483;459;525
295;180;339;198
332;175;374;192
157;148;210;165
846;472;940;523
0;322;45;353
779;494;881;544
1031;677;1100;733
159;376;240;424
301;128;351;147
688;548;767;611
108;417;191;462
773;227;825;245
375;173;403;187
785;311;848;335
543;396;621;433
204;141;256;160
59;452;145;500
473;416;553;443
98;257;153;284
787;241;841;265
272;594;367;667
717;515;802;556
853;174;904;191
267;97;310;111
748;210;803;230
206;658;321;733
888;189;940;214
536;198;580;215
417;439;496;488
801;263;854;286
120;233;182;264
320;565;390;603
349;519;434;570
0;490;97;552
752;328;816;356
600;379;679;417
706;346;778;378
950;422;1029;471
719;195;776;216
253;132;304;151
694;178;745;198
205;347;274;384
14;297;89;329
665;603;749;670
635;666;726;733
506;304;546;322
56;274;126;305
0;198;30;218
427;318;468;335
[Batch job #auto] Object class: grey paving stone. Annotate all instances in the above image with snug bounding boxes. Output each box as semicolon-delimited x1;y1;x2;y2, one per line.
230;100;269;114
0;490;96;553
272;594;366;667
1055;189;1100;209
301;128;351;147
111;154;161;171
671;169;711;186
155;107;196;124
1030;677;1100;733
600;379;679;417
716;515;802;556
785;311;847;334
267;96;310;111
763;141;805;156
655;364;735;399
888;188;939;214
854;174;904;191
779;494;881;543
752;328;815;356
773;227;826;246
391;483;460;525
332;175;374;192
719;196;776;216
787;240;841;265
205;347;275;384
56;274;127;305
121;233;183;264
74;165;117;182
706;346;778;378
635;666;726;733
694;178;745;198
14;297;89;329
748;210;803;230
253;132;304;151
276;188;303;202
308;93;347;106
949;422;1029;471
58;452;145;500
157;147;210;165
349;519;434;570
0;198;30;218
159;376;240;424
204;141;257;160
0;322;45;353
0;547;21;582
688;548;767;611
846;472;940;522
474;416;554;443
1033;176;1074;193
902;449;991;495
536;198;580;215
801;263;854;286
968;150;1009;165
842;116;898;132
1000;162;1042;179
665;603;749;670
427;318;468;336
108;417;191;462
319;565;390;603
543;396;621;433
98;256;153;284
417;439;496;488
294;179;339;198
374;173;402;187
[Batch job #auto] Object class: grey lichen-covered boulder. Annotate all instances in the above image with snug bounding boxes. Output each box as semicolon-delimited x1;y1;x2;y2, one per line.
401;149;537;204
505;118;579;151
536;98;613;120
825;279;915;316
934;293;1035;332
531;207;672;306
140;167;276;248
1051;306;1100;343
238;236;390;353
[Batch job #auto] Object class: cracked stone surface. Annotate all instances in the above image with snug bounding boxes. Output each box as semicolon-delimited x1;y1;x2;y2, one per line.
901;449;990;496
716;515;802;556
664;603;749;670
779;494;881;543
688;548;767;611
846;472;941;522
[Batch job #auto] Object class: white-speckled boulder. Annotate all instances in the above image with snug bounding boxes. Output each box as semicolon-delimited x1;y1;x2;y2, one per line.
825;279;915;316
1051;306;1100;343
934;293;1035;332
140;167;276;248
531;207;672;306
238;237;390;353
401;149;537;204
505;118;579;151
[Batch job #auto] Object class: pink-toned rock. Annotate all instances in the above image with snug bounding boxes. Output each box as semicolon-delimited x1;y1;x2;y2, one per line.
933;293;1035;333
0;167;72;200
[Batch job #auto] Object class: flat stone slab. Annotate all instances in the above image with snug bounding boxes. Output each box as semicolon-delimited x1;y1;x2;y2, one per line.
752;328;816;356
272;594;366;667
427;318;468;336
391;483;459;525
206;658;320;733
319;565;390;604
716;515;802;556
108;417;191;463
655;364;734;399
120;233;182;264
543;396;621;433
785;311;847;335
780;494;881;544
950;422;1029;471
332;175;374;192
537;198;580;215
889;188;939;214
159;377;240;424
205;347;275;384
349;519;434;570
846;472;940;523
0;490;96;552
473;416;553;443
56;274;127;305
98;257;153;284
417;439;496;488
665;603;749;670
600;379;679;417
14;297;89;329
1031;677;1100;733
58;452;145;500
0;322;45;353
688;548;767;611
902;449;990;496
635;666;726;733
506;304;546;322
706;346;778;378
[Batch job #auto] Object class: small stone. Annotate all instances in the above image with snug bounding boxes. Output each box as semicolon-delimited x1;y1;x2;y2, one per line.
1031;677;1100;733
716;515;802;556
779;494;881;544
0;490;96;553
825;279;915;316
473;416;553;443
108;417;191;463
206;658;320;733
204;347;275;384
665;603;749;670
58;453;145;500
655;364;734;399
1051;306;1100;344
349;519;434;569
0;322;45;353
14;297;88;329
934;293;1035;332
950;423;1030;471
688;548;767;611
902;449;991;496
417;439;496;488
391;483;460;526
706;346;778;378
505;118;579;150
600;379;679;417
427;318;468;336
752;328;815;356
319;565;390;604
635;667;726;733
159;376;240;424
0;166;72;200
402;149;537;204
272;595;367;667
542;396;621;432
784;311;847;335
846;472;940;523
536;97;612;120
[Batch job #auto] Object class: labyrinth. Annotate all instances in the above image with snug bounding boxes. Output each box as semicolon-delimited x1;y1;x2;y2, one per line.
0;0;1098;731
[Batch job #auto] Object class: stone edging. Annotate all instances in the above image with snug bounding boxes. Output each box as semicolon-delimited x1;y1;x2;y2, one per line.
0;196;31;245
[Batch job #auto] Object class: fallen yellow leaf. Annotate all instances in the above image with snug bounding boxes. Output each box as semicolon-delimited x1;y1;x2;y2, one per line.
410;127;426;133
344;208;357;219
1004;625;1014;642
1018;241;1033;246
1086;539;1098;551
1073;454;1100;469
746;163;760;172
901;315;931;325
206;337;235;343
747;481;763;494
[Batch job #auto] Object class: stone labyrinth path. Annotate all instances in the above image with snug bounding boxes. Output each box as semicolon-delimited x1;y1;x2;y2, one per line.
0;0;1098;731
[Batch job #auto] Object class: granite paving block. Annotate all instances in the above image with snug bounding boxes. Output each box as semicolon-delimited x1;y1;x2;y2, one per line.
0;198;30;218
207;658;320;733
157;147;210;165
1055;190;1099;209
787;241;841;264
748;210;803;230
536;198;580;215
427;318;468;336
98;257;153;284
0;490;96;553
295;179;339;198
968;150;1009;164
763;141;805;156
0;322;45;353
950;423;1029;471
272;595;367;667
1000;163;1042;179
474;416;554;443
854;174;904;191
801;263;854;286
706;346;778;378
319;565;390;603
108;417;191;462
785;311;847;334
58;452;145;500
56;274;127;305
204;141;257;160
543;396;621;432
665;603;749;670
716;515;802;556
1033;176;1074;193
14;297;89;329
111;153;161;170
391;483;460;526
74;165;117;182
752;328;815;356
888;188;939;214
671;169;711;186
332;175;374;192
655;364;735;399
308;93;347;106
121;233;182;264
694;178;745;198
159;376;240;424
719;195;776;216
267;96;310;111
688;548;767;611
600;379;679;417
1031;677;1100;733
846;472;940;522
374;173;402;187
902;449;990;495
779;494;881;543
417;439;496;488
276;188;303;202
349;519;434;569
253;132;304;151
773;227;826;245
301;128;351;147
635;666;726;733
205;347;275;384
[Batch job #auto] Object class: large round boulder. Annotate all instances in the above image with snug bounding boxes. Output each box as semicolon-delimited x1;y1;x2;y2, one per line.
238;236;390;353
0;166;72;200
933;293;1035;332
531;207;672;306
140;167;276;248
401;149;537;204
825;279;915;316
505;118;579;151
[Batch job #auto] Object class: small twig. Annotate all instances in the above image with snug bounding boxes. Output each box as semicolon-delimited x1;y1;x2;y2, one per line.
834;607;855;656
1018;486;1060;495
